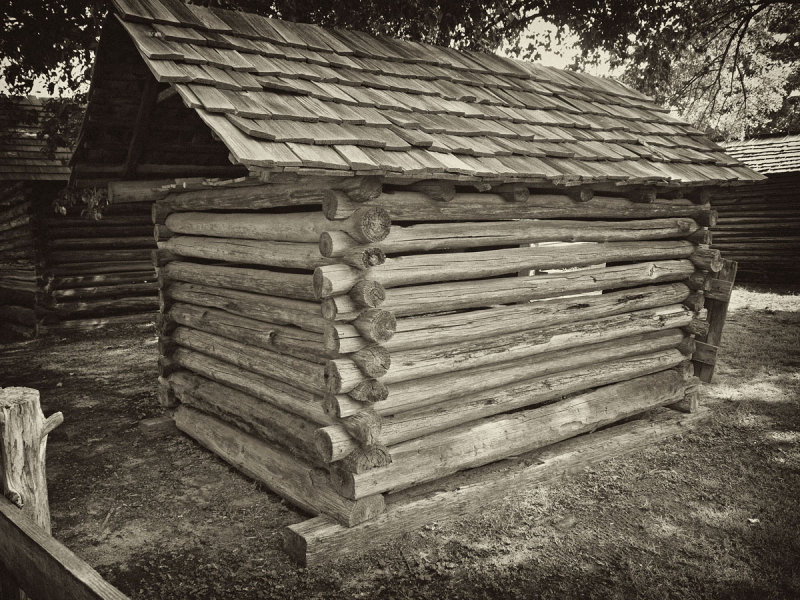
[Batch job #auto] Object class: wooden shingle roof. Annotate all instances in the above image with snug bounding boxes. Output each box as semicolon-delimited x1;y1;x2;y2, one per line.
0;96;71;182
96;0;762;186
724;134;800;175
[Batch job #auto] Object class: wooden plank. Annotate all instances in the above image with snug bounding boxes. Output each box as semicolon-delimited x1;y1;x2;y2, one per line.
285;408;709;566
0;497;128;600
694;259;737;382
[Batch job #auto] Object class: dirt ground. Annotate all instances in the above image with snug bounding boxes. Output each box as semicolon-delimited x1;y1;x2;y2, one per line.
1;284;799;599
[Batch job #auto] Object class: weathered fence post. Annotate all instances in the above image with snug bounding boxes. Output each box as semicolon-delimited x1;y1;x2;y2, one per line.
0;387;63;598
0;387;63;531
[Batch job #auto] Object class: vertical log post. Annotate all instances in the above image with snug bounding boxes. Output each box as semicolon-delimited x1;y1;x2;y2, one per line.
694;259;737;383
0;387;62;531
0;387;62;597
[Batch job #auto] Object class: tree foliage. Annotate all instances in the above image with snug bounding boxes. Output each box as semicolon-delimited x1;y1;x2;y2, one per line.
2;0;798;142
518;1;800;139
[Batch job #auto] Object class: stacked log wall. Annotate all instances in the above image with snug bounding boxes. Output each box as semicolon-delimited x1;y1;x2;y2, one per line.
0;182;44;337
153;175;720;556
711;172;800;283
36;181;165;333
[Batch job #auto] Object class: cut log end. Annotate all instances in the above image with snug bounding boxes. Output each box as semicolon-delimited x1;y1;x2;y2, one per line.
345;176;383;203
351;345;391;378
349;379;389;404
314;429;337;463
342;247;386;270
408;180;456;202
312;268;333;299
627;187;657;203
350;207;392;244
567;186;594;203
353;308;396;343
342;410;383;446
690;248;724;273
340;444;392;473
683;291;706;312
349;280;386;308
494;184;530;203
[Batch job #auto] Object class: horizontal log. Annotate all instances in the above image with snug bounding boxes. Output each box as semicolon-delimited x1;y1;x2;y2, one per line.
164;281;325;332
47;261;156;276
333;366;691;499
51;282;158;301
163;261;315;301
165;206;391;245
107;179;173;204
328;301;691;392
286;408;708;567
0;214;31;233
157;182;334;213
376;304;692;385
48;249;153;265
171;347;330;424
163;236;333;270
326;261;696;346
38;312;154;334
43;225;154;238
314;241;697;297
47;237;155;250
47;296;158;317
169;370;321;464
44;215;152;227
318;350;688;462
174;406;385;528
173;326;325;393
371;329;685;416
168;302;325;362
319;218;700;257
323;190;713;222
50;271;156;289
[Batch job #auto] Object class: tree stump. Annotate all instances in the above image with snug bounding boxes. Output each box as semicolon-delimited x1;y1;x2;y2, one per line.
0;387;63;532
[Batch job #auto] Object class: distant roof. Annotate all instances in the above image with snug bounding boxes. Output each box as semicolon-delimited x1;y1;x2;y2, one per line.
0;96;71;182
724;134;800;175
78;0;762;186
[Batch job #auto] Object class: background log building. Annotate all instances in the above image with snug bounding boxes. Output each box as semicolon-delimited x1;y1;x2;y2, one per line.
721;135;800;283
72;0;762;565
0;97;70;337
0;96;164;337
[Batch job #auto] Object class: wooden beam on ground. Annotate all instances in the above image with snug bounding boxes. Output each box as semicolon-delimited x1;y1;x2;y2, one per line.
284;408;709;567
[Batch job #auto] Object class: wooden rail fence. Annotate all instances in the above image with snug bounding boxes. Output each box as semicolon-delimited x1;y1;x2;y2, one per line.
0;387;128;600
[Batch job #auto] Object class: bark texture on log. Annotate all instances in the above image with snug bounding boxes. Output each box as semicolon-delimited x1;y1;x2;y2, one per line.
333;367;691;499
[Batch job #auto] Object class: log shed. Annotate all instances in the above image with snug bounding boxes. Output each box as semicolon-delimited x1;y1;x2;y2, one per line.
721;135;800;283
0;96;163;336
0;97;70;337
70;0;764;565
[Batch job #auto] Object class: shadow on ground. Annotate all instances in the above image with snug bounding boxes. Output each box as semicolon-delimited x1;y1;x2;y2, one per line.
0;284;798;599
